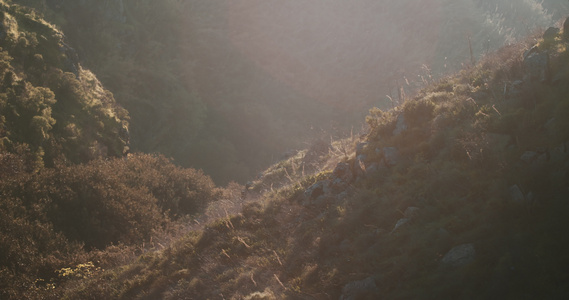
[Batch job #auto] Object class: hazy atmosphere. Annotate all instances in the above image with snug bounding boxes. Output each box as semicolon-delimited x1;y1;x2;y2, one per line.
22;0;568;184
3;0;569;299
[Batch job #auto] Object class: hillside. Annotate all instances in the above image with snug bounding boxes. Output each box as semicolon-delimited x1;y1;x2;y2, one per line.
10;0;568;184
2;1;569;299
0;2;221;299
33;18;569;300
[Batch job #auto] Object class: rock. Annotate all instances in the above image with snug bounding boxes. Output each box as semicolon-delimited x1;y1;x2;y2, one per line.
393;114;408;136
505;80;524;98
339;277;379;300
329;177;350;194
332;162;354;183
354;155;367;178
523;51;550;83
543;27;560;40
404;207;420;219
390;218;409;234
523;45;539;60
509;184;526;203
356;142;368;157
337;191;349;201
59;42;80;76
383;147;399;167
520;151;538;163
304;180;329;201
366;162;380;175
442;243;476;267
550;143;569;162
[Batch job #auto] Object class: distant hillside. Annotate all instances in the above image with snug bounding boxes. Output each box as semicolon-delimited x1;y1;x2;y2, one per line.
49;16;569;300
10;0;568;184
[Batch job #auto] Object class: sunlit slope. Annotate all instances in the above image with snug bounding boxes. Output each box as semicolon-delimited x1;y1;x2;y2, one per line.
0;1;129;166
60;21;569;299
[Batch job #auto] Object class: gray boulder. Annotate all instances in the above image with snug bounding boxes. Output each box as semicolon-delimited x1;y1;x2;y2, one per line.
390;218;409;234
509;184;526;204
523;51;550;83
304;180;329;201
339;277;379;300
543;27;560;41
442;243;476;267
383;147;399;167
365;162;380;175
520;151;538;163
356;142;368;157
333;162;354;184
404;207;420;219
354;155;368;179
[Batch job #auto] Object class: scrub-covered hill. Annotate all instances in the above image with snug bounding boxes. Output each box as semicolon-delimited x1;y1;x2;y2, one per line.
53;18;569;300
0;2;221;298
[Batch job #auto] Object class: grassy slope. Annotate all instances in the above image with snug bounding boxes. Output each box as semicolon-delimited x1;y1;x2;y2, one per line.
52;25;569;300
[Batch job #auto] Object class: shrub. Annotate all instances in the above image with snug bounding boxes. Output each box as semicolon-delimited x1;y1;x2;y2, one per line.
402;98;436;127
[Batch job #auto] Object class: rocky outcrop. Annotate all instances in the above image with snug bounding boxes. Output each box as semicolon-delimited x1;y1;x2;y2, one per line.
390;207;419;234
543;27;559;41
355;142;368;157
442;243;476;267
390;218;409;234
520;151;538;163
303;162;355;205
339;277;379;300
523;47;550;83
382;147;399;167
404;206;420;219
330;162;354;191
509;184;534;205
59;42;80;76
304;180;328;201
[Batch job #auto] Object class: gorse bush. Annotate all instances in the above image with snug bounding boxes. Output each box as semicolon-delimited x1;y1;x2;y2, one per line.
402;98;436;127
0;150;220;298
0;3;130;169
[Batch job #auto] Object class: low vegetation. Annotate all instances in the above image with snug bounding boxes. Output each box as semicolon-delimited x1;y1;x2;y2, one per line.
3;0;569;299
14;18;567;300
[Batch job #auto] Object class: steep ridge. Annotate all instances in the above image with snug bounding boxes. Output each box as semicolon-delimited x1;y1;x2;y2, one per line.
0;2;221;299
52;19;569;299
